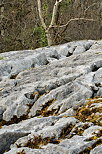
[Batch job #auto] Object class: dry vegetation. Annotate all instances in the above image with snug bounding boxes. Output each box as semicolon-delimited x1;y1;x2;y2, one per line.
75;97;102;126
0;0;102;52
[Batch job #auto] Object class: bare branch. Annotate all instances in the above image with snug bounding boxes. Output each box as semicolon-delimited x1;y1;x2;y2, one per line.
50;0;63;27
37;0;47;30
84;3;100;16
37;0;98;46
60;18;97;36
51;18;97;28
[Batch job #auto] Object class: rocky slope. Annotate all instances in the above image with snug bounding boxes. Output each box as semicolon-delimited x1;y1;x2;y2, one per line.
0;40;102;154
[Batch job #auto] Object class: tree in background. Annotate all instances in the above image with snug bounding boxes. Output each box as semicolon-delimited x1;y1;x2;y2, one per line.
37;0;101;46
0;0;102;52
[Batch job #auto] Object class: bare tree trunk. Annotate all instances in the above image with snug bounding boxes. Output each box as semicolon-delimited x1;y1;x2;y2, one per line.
37;0;97;46
46;31;53;46
37;0;63;46
45;28;55;46
37;0;47;30
46;0;62;46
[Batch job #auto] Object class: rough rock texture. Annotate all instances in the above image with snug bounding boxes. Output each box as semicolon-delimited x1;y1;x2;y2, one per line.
0;40;102;154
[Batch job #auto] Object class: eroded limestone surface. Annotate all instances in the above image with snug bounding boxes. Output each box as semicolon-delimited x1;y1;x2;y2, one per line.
0;40;102;154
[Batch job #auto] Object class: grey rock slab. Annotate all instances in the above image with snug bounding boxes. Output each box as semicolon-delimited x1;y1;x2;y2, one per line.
56;40;94;56
55;43;71;57
90;144;102;154
4;147;45;154
83;125;102;137
37;117;78;139
97;88;102;97
59;136;91;151
73;45;86;54
93;68;102;84
4;137;102;154
44;48;60;60
0;53;49;78
90;40;102;50
91;60;102;72
58;108;75;117
0;48;60;80
0;106;6;121
3;95;34;121
0;40;102;154
68;122;93;137
13;117;78;148
58;135;98;154
5;145;74;154
0;130;29;154
41;135;100;154
0;62;12;77
58;82;92;113
29;80;93;117
43;143;74;154
2;116;60;133
83;40;95;50
8;53;49;77
29;82;75;117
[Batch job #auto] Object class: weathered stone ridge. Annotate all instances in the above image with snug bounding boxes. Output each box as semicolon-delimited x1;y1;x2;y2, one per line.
0;40;102;154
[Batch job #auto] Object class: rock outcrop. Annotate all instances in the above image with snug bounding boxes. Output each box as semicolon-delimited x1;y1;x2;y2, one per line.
0;40;102;154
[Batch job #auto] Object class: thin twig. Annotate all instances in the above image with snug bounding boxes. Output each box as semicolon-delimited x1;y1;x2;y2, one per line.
84;3;99;16
51;18;96;28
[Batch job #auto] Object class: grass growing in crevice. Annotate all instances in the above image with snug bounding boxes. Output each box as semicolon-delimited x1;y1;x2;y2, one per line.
18;124;75;149
75;97;102;126
17;135;60;149
0;91;42;128
66;123;92;139
79;138;102;154
59;124;75;139
10;74;18;79
0;114;29;128
40;99;57;117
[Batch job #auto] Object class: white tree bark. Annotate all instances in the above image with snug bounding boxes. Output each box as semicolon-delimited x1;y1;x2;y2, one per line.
37;0;47;30
37;0;97;46
50;0;63;27
37;0;63;46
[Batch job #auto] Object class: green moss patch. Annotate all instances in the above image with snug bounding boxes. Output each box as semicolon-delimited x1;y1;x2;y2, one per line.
0;56;5;60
